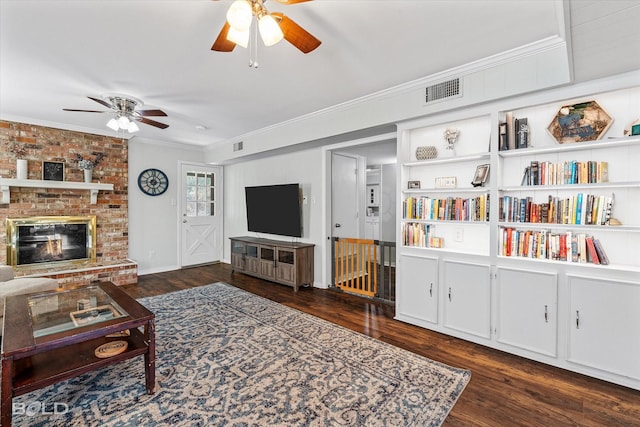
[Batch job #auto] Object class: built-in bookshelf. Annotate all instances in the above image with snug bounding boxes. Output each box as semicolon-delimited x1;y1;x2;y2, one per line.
396;83;640;391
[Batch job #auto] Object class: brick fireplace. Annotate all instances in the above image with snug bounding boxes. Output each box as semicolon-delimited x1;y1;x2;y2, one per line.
0;120;137;287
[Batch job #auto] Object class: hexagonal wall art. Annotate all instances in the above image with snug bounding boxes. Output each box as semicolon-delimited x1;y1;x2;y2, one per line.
547;100;613;144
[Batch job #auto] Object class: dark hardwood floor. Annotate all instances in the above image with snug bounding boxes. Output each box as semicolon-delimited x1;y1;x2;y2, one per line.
122;263;640;427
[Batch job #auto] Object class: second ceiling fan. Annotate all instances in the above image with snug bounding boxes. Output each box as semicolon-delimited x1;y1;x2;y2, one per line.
211;0;321;54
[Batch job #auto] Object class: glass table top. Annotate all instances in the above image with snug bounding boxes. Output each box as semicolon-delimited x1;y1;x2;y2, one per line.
28;286;128;338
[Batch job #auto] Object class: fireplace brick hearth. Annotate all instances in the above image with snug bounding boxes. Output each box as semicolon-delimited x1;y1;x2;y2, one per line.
0;120;137;286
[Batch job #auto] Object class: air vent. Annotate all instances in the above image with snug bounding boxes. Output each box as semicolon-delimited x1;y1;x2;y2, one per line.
233;141;243;152
425;78;462;104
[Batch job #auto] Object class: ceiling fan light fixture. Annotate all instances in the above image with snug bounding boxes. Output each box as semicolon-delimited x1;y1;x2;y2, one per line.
258;14;283;46
127;121;140;133
227;0;252;31
106;118;119;131
227;26;250;48
118;115;130;129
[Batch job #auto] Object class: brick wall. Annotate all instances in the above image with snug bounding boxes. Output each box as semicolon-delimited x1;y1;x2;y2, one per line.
1;120;136;285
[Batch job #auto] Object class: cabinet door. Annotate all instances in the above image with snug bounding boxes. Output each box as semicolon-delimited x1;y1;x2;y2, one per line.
568;276;640;380
497;268;557;357
276;248;296;284
396;254;438;324
230;240;245;270
443;260;491;339
260;246;275;278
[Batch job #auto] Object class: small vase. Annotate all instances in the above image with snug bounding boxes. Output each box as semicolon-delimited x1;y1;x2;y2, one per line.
16;159;28;180
83;168;93;183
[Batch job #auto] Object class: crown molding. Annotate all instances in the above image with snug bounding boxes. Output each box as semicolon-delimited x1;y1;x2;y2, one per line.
217;36;568;147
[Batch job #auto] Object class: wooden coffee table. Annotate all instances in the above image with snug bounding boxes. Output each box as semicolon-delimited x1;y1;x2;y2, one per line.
1;282;155;426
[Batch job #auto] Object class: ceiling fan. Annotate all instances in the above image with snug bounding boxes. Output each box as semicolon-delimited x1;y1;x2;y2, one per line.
211;0;321;54
63;95;169;132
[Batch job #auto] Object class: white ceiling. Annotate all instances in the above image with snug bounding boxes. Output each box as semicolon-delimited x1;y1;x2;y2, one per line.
1;1;638;150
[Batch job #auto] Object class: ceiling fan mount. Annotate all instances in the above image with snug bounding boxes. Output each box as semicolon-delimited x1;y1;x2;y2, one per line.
63;94;169;131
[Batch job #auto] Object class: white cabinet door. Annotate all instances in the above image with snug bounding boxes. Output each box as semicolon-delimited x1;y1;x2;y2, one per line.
396;254;438;324
443;260;491;339
497;268;558;357
568;275;640;380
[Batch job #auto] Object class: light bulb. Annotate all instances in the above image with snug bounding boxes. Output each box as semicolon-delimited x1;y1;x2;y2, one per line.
258;14;283;46
227;0;252;31
227;26;250;48
118;116;130;128
127;121;139;133
106;118;119;131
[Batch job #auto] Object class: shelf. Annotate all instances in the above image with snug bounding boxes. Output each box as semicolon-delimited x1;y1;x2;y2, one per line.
402;245;488;256
404;152;490;167
497;255;640;273
499;181;640;192
403;219;489;225
498;136;640;158
0;178;113;204
498;222;640;232
404;187;489;194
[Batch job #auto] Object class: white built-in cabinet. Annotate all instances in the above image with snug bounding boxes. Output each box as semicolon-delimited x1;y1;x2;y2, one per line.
443;261;491;339
396;254;438;325
567;275;640;381
395;82;640;390
496;267;557;357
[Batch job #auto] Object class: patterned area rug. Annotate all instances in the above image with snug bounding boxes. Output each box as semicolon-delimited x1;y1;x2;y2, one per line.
14;283;470;426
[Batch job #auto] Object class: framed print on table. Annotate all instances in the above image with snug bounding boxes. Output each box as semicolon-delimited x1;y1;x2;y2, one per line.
471;164;490;187
42;161;64;181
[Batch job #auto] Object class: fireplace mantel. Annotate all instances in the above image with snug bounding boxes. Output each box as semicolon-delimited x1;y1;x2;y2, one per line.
0;178;113;204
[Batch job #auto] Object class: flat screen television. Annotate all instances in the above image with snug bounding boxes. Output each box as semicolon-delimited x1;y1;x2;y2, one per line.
245;184;302;238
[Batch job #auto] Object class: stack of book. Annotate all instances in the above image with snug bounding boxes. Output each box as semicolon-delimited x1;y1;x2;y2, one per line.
499;193;614;225
404;194;490;222
499;227;609;264
401;222;444;248
499;113;528;151
521;160;609;186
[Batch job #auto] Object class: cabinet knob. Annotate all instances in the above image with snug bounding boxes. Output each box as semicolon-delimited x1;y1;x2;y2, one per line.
429;283;433;297
448;287;452;302
335;223;341;228
576;310;580;329
544;305;548;323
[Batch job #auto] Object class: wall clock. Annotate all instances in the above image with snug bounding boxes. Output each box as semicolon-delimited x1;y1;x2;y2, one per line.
138;168;169;196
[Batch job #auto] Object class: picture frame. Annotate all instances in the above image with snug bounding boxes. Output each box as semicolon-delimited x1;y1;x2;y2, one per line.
407;180;421;189
471;164;490;187
42;161;64;181
546;100;613;144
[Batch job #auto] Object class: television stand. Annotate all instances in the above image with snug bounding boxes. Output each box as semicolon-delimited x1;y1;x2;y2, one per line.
230;237;314;291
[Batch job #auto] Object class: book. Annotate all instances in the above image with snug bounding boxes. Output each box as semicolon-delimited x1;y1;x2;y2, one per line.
592;238;610;265
506;112;515;150
585;236;600;264
516;118;528;149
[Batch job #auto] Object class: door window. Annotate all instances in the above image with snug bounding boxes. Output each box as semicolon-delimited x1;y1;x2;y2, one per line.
185;172;215;217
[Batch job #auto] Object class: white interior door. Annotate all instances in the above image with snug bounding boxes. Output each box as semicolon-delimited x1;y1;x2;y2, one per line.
331;153;359;238
179;163;223;267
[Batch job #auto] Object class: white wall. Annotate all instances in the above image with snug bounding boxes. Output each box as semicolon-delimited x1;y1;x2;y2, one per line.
223;148;325;284
128;139;204;275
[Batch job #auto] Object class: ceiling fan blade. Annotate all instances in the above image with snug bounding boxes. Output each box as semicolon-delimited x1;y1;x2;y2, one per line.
272;0;313;4
137;109;167;117
211;21;236;52
272;13;321;53
63;109;107;113
138;117;169;129
87;96;113;109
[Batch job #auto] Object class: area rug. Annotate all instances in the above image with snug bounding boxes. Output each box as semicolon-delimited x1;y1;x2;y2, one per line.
13;282;470;426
